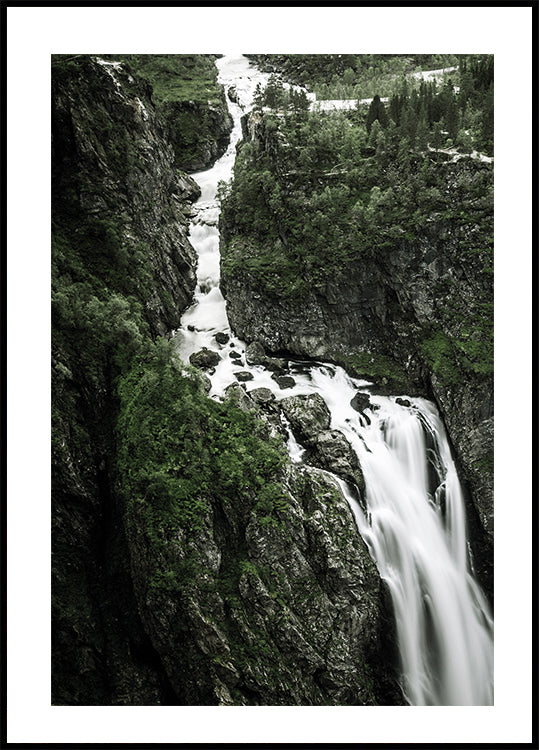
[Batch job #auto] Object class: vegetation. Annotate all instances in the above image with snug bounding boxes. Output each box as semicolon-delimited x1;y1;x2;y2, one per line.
100;53;223;104
248;53;493;156
117;349;287;548
247;53;460;99
221;57;493;387
51;55;291;704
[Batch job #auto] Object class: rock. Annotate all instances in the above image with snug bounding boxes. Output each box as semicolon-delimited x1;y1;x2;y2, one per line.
198;373;212;393
224;382;256;412
235;371;254;382
229;351;242;359
244;341;266;364
228;85;238;103
245;341;286;374
315;430;365;492
249;388;276;405
395;397;411;407
280;393;331;446
215;332;230;345
350;392;371;413
189;347;221;370
271;373;296;389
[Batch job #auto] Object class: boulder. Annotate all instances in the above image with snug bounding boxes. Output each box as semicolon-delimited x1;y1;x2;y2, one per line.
350;392;371;413
215;332;230;345
229;351;242;359
245;341;286;374
271;373;296;390
189;347;221;370
280;393;331;446
315;430;365;492
235;371;254;382
224;382;256;412
249;387;276;406
395;397;411;408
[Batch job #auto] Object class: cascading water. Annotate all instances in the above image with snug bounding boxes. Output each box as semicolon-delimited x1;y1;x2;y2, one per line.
173;55;493;706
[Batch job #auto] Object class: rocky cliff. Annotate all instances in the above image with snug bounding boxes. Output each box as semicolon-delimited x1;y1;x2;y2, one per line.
220;111;494;597
51;56;401;705
161;97;233;172
51;54;200;704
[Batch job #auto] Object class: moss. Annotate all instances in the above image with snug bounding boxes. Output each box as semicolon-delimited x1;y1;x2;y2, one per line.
339;350;411;389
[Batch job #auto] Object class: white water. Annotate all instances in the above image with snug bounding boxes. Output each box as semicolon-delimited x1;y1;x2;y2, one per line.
173;55;493;706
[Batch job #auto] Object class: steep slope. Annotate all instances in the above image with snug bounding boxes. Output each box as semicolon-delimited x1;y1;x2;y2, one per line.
52;54;200;703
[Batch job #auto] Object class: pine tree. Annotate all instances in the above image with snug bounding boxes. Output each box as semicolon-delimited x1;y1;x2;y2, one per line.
366;94;388;134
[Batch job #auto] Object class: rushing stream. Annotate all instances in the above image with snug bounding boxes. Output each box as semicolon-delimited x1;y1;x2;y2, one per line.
173;54;494;706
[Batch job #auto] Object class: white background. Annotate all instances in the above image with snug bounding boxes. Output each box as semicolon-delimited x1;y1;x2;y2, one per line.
6;4;533;745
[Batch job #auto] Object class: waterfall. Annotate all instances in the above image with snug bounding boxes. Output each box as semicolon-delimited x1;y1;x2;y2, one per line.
173;55;493;706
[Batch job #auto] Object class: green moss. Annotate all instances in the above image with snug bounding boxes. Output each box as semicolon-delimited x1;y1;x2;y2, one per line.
339;350;410;389
420;330;462;385
103;54;223;104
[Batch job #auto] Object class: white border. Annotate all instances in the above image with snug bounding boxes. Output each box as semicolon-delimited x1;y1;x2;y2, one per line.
6;4;533;745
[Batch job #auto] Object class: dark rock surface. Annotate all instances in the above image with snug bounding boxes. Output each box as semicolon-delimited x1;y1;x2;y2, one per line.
127;454;402;705
272;373;296;389
315;430;365;493
51;55;202;705
190;347;222;370
160;97;233;173
245;341;286;374
280;393;331;446
351;392;371;413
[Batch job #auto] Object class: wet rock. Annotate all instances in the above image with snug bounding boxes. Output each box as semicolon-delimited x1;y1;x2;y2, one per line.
315;430;365;492
224;382;256;412
271;373;296;389
235;371;254;382
280;393;331;446
229;351;242;359
350;392;371;413
228;85;239;104
215;332;230;345
395;397;411;407
189;347;221;370
245;341;286;374
249;387;276;406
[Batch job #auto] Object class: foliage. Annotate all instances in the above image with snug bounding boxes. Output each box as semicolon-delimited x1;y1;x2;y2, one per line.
246;53;460;101
100;53;223;104
221;70;493;389
116;352;288;592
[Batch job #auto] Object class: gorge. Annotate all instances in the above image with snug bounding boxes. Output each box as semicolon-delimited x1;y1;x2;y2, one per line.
51;52;494;707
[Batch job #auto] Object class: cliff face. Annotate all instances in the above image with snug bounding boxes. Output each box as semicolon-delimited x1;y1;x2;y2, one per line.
51;55;201;704
52;55;199;336
220;114;493;596
161;97;233;172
